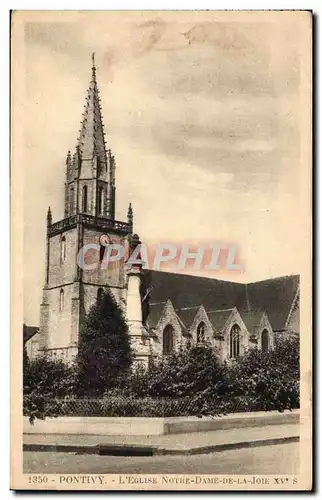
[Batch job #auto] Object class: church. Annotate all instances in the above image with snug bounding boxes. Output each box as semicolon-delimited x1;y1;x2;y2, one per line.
26;56;300;366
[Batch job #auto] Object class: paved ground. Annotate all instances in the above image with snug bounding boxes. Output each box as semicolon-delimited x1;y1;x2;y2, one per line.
24;442;299;475
24;424;299;452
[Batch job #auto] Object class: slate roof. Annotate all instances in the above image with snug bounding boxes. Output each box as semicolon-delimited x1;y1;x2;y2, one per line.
143;270;299;332
247;275;300;331
206;309;234;332
143;270;245;311
175;306;200;328
240;311;265;333
146;302;167;328
23;324;39;344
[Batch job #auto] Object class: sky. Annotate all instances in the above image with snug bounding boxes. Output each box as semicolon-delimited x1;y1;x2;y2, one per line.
19;11;309;325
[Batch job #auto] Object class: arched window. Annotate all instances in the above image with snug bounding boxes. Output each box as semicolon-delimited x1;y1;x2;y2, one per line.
82;185;88;213
230;324;241;359
97;287;104;303
59;289;64;312
261;329;269;352
163;324;174;355
69;186;74;214
98;186;104;215
60;236;66;263
197;322;206;344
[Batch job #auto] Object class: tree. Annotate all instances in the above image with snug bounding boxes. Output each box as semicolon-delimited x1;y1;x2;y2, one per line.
23;353;76;423
76;289;133;396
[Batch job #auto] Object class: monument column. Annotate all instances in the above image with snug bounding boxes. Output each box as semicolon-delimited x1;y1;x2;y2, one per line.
126;234;144;336
126;234;150;367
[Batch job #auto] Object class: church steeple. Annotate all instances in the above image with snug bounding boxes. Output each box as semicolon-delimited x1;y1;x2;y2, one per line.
77;53;107;164
64;54;116;219
39;55;133;364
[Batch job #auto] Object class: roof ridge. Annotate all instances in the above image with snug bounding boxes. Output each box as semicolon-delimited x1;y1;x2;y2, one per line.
207;308;234;313
147;269;245;285
148;269;299;287
175;306;200;311
246;274;300;286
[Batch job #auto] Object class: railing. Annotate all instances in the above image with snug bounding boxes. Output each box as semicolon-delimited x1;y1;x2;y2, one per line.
24;396;263;418
48;214;131;236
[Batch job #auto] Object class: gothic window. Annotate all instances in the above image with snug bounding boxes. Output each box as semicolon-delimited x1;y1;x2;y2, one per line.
97;287;104;303
261;329;269;352
82;185;88;213
98;186;104;215
196;322;206;344
60;236;66;263
230;324;241;359
69;186;74;214
59;289;64;312
163;324;174;355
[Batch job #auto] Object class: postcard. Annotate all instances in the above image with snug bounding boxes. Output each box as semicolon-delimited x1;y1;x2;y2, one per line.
11;10;312;491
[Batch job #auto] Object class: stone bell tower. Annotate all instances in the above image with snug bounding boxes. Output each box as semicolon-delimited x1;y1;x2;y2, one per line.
38;54;133;361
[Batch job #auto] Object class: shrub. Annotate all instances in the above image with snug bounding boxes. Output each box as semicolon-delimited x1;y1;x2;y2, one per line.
221;335;300;412
128;344;225;399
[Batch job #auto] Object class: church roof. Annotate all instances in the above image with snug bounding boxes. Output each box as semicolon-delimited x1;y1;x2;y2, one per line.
146;302;167;328
175;306;200;328
247;275;300;331
143;270;299;332
144;270;245;312
23;324;39;344
206;309;234;332
239;311;265;333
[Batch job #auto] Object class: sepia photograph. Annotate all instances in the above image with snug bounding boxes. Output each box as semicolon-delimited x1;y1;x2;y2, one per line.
10;10;312;491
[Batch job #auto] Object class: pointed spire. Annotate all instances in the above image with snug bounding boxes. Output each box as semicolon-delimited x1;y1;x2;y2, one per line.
91;52;96;78
127;202;133;232
127;202;133;217
47;206;52;227
65;150;72;174
77;54;107;163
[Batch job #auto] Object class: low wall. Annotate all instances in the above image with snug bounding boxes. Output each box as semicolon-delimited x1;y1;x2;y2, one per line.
23;416;165;436
164;410;299;435
23;410;299;437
